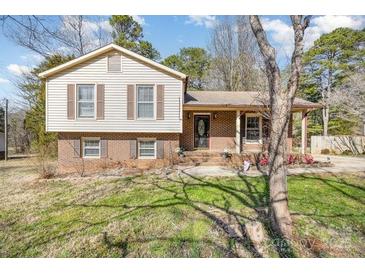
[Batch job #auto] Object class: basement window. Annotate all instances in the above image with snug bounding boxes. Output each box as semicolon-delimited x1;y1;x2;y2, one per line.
83;138;100;158
138;139;156;159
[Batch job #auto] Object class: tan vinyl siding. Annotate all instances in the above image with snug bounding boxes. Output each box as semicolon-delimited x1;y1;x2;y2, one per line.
47;50;183;133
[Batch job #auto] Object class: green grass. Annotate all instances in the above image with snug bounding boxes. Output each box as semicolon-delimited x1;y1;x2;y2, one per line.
0;167;364;257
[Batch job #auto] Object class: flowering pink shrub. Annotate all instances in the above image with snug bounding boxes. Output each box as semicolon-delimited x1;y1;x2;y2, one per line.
287;154;297;165
303;154;314;164
259;155;269;166
258;153;314;166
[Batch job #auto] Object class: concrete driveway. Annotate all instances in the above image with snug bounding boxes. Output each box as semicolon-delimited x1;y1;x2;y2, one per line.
310;154;365;172
178;154;365;177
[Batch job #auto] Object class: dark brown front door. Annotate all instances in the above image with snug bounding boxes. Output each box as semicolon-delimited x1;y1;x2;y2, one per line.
194;115;210;149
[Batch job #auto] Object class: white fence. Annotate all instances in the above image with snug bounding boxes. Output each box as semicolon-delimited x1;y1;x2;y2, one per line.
311;135;365;154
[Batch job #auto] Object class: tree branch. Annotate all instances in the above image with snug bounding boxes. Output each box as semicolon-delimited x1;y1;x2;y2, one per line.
249;15;279;76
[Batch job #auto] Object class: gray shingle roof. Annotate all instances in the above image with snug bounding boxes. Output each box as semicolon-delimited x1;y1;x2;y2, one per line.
184;91;321;109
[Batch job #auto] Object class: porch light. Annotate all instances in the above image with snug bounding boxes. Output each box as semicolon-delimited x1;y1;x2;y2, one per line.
213;113;218;119
187;112;191;119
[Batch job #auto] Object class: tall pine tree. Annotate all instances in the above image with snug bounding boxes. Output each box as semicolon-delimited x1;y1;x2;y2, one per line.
109;15;160;61
300;27;365;136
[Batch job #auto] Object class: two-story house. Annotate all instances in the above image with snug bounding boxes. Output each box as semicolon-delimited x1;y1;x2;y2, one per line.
39;43;320;172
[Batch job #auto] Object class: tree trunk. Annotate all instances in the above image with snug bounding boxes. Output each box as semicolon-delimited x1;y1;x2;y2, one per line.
323;105;329;136
268;93;292;237
249;15;310;239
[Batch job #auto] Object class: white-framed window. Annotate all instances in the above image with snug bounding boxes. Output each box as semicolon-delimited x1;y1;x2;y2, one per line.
83;138;100;158
77;84;95;118
138;139;156;159
245;114;262;143
137;85;154;119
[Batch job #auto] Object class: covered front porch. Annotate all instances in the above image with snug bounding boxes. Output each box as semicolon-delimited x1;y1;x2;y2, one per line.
181;90;321;155
180;108;309;154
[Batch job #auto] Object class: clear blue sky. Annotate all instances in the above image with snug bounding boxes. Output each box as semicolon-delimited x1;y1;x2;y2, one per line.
0;15;364;102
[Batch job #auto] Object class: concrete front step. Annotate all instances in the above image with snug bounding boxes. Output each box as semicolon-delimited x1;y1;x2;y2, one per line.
187;156;223;161
178;161;228;166
180;150;231;167
179;159;229;166
184;151;222;157
196;161;228;166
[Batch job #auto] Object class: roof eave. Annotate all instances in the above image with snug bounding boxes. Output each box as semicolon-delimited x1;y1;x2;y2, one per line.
38;43;187;80
183;103;322;110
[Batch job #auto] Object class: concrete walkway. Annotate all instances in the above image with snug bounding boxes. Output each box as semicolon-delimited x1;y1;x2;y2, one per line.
178;155;365;177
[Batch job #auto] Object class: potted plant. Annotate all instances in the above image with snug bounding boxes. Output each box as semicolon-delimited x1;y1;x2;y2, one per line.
175;146;185;159
222;148;232;160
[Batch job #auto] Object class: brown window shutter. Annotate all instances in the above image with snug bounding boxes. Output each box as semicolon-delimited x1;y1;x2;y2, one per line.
73;138;80;158
100;138;108;158
67;84;75;120
129;140;137;159
156;140;164;159
127;85;135;120
156;85;164;120
96;84;105;120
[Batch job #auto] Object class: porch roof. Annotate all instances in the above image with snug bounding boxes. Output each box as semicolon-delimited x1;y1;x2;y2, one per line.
184;91;321;110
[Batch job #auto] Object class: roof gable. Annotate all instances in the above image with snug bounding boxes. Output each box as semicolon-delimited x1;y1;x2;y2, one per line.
38;43;187;80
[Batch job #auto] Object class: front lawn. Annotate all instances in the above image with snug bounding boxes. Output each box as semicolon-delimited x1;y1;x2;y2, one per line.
0;163;364;257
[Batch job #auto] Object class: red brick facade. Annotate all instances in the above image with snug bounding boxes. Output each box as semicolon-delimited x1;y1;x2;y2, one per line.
181;110;293;153
57;111;293;173
58;132;179;173
180;111;236;151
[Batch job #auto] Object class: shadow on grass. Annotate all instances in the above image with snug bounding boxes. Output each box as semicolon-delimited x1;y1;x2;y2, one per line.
58;175;292;256
289;172;365;236
12;171;364;258
237;173;296;258
102;231;241;258
295;172;365;205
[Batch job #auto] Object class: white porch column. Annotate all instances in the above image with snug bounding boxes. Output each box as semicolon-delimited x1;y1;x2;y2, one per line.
236;110;241;154
301;110;308;154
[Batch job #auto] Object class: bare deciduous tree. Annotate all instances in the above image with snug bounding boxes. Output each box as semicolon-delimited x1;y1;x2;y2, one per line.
249;15;311;238
0;15;111;57
58;16;89;56
0;16;59;57
8;107;31;153
58;15;112;56
207;16;267;91
329;72;365;135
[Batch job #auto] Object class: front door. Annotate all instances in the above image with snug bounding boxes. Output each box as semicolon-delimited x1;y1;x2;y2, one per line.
194;115;210;149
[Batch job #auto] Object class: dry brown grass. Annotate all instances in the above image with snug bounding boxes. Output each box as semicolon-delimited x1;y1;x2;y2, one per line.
0;158;364;257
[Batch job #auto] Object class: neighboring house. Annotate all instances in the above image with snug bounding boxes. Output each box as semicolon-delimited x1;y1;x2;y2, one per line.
39;43;320;172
